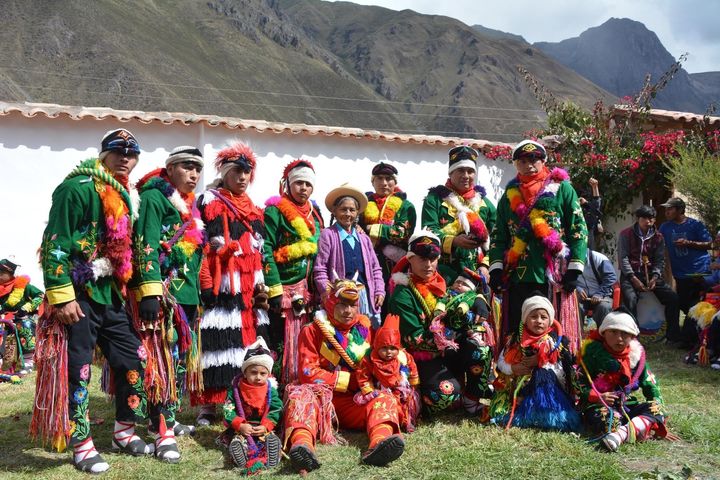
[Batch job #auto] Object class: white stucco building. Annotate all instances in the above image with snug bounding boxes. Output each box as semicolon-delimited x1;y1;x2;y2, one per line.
0;101;515;286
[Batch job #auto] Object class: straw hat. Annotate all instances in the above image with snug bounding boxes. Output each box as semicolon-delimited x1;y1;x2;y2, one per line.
325;183;368;213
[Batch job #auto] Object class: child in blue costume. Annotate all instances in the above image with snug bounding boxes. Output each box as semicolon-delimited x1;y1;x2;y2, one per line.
491;295;580;431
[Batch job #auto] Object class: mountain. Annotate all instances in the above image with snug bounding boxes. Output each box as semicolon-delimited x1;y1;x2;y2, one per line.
0;0;614;141
471;25;526;44
534;18;717;114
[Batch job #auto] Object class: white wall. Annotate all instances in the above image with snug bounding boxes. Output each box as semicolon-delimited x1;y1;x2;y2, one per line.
0;112;515;287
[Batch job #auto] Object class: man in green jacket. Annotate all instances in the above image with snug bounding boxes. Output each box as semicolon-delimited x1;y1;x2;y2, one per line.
422;145;496;284
0;258;43;373
488;140;588;339
133;146;206;440
37;129;156;473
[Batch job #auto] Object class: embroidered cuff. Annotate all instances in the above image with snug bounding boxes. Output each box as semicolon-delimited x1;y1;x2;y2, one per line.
489;261;503;272
335;371;351;393
442;235;455;255
230;417;245;432
267;284;284;299
46;283;76;305
360;383;374;395
137;281;163;299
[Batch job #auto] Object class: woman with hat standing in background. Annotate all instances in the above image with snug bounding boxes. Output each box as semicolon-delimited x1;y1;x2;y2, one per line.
263;160;324;386
422;145;496;285
359;162;417;288
315;183;385;328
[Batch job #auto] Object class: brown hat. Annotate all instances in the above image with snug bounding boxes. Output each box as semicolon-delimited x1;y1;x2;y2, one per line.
325;183;368;213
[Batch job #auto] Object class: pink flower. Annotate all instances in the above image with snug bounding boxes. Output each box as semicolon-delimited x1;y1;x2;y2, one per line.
79;364;90;381
137;345;147;361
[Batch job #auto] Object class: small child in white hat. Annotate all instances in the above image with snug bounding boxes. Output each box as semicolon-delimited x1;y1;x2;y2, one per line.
220;337;283;473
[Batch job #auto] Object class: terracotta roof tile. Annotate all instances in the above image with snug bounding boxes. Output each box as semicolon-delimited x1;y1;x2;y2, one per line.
0;100;512;152
612;105;720;127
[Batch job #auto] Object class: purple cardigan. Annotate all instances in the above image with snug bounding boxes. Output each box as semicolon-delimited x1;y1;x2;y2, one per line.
314;224;386;314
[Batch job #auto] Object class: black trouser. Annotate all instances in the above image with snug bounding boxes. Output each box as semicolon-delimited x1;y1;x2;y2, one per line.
507;282;550;338
675;277;704;343
619;276;680;340
166;304;198;425
68;296;146;444
584;400;662;434
416;338;493;414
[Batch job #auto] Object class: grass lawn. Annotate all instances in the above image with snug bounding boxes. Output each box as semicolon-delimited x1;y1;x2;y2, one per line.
1;342;718;480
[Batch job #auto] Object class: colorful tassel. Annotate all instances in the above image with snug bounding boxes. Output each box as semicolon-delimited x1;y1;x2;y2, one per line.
30;308;71;452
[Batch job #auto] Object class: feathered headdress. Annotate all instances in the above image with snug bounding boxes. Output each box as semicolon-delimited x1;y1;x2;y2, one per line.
215;142;257;182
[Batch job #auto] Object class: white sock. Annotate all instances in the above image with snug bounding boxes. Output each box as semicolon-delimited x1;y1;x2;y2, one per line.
154;414;180;461
114;420;153;454
154;428;180;460
74;438;110;473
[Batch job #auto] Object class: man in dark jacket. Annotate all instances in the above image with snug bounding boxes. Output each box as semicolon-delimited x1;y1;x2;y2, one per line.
617;206;679;339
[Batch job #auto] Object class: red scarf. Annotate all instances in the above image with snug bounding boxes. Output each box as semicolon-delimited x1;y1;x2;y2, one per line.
0;277;16;298
517;166;550;207
219;188;263;222
239;379;269;414
505;320;562;367
411;272;446;298
589;330;632;380
369;350;403;388
445;179;476;200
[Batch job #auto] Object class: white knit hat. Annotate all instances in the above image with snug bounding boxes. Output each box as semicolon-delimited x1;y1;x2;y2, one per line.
599;311;640;336
241;337;274;374
165;145;204;167
520;295;555;325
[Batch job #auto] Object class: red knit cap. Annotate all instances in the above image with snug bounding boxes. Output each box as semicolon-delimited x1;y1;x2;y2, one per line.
374;314;402;349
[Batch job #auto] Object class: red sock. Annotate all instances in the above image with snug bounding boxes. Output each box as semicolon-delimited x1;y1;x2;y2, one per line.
368;423;394;449
290;428;315;449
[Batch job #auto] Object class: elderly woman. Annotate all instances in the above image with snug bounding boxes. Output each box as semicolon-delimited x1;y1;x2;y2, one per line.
388;231;493;416
314;183;385;328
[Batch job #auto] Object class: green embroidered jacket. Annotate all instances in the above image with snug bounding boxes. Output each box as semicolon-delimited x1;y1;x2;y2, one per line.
421;185;496;282
262;200;323;299
40;174;124;305
489;180;588;284
132;188;203;305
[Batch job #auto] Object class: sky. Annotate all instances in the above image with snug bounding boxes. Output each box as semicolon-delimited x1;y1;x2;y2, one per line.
330;0;720;73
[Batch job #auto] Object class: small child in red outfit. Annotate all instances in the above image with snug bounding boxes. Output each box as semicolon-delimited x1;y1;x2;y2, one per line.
220;337;283;474
355;314;421;432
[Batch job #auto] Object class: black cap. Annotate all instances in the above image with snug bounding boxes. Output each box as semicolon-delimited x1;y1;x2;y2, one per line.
372;162;398;176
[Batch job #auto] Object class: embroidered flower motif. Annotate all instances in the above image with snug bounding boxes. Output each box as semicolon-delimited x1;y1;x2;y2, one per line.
439;380;455;395
137;345;147;361
69;420;77;436
73;387;88;404
126;370;140;385
470;365;484;375
127;394;140;410
79;364;90;381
